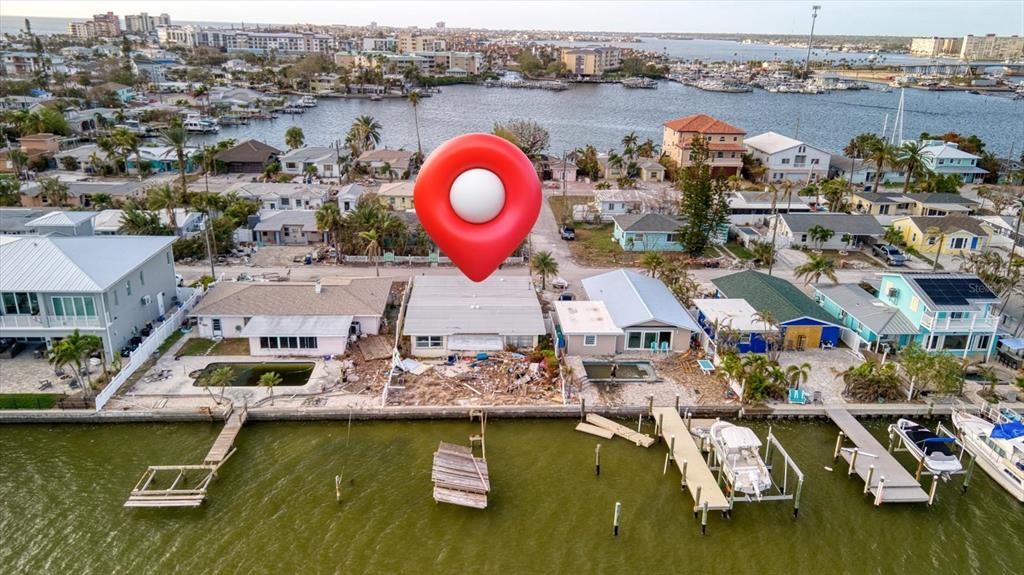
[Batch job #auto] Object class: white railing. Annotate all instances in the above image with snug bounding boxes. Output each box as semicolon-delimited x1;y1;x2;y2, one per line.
94;287;203;411
921;312;999;332
0;314;103;330
343;254;525;266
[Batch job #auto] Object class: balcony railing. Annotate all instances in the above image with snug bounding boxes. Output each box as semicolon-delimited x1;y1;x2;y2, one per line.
920;312;999;332
0;314;103;330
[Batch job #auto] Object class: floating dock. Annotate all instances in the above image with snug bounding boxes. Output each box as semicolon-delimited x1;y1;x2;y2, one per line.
652;407;730;512
827;408;929;504
585;413;655;447
431;442;490;509
125;404;247;508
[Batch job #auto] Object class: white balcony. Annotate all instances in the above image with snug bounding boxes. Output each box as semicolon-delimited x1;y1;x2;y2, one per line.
921;312;999;332
0;314;103;330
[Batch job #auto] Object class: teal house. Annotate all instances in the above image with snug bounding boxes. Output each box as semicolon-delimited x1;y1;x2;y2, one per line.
816;273;1000;360
611;213;683;252
814;284;918;352
126;146;198;174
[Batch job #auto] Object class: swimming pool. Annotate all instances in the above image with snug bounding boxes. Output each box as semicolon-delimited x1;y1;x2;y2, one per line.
191;362;315;387
582;360;657;382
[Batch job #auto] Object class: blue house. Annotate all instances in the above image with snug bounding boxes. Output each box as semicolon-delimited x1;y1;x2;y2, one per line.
693;298;777;357
872;272;1001;360
125;146;198;174
611;213;683;252
712;270;842;350
814;283;918;352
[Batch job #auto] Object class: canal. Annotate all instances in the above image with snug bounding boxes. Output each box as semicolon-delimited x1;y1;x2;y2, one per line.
1;419;1019;574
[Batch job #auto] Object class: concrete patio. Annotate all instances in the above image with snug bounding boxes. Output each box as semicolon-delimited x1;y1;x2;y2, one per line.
776;348;864;404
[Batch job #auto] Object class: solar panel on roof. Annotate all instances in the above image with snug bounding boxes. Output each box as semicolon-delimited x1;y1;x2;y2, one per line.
914;278;997;306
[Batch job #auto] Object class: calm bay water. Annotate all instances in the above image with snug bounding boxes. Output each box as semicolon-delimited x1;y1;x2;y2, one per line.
194;82;1024;158
1;419;1020;574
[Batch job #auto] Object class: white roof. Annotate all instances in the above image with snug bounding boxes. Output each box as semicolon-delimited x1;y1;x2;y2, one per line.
239;315;353;337
25;211;96;228
554;300;624;335
278;146;336;163
0;235;175;292
744;131;805;155
378;182;415;197
582;269;700;332
225;182;331;200
922;143;980;160
403;275;545;336
693;298;778;333
93;208;202;232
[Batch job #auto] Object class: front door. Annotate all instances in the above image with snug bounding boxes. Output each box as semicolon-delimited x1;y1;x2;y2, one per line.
212;318;222;338
157;292;166;316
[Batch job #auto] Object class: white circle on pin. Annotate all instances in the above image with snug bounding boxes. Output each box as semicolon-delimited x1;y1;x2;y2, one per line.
449;168;505;224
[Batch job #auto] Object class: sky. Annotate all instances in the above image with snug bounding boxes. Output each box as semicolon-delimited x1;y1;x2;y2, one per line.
3;0;1023;36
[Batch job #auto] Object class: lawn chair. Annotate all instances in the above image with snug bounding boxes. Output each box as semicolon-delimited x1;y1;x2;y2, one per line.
37;379;53;390
660;341;670;354
649;341;659;354
788;388;808;405
812;391;823;404
697;359;715;376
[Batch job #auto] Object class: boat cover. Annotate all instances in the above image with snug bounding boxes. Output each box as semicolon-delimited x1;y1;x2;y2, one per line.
719;425;762;449
991;421;1024;440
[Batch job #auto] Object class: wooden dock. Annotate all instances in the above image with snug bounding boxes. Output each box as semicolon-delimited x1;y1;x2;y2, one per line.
652;407;730;512
431;442;490;509
575;422;614;439
827;408;929;504
585;413;655;447
125;404;247;508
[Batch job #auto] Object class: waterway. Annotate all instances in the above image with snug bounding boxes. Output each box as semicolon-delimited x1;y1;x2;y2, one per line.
1;419;1020;574
192;82;1024;158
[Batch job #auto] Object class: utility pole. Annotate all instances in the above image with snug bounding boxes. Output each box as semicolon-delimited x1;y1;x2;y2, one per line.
201;220;216;280
803;5;821;79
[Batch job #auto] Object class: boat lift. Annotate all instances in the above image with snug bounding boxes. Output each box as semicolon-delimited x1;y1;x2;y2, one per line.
689;415;806;518
886;420;976;505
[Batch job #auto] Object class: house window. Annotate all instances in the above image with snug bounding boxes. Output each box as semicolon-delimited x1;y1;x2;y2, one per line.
926;236;937;246
942;335;969;350
583;335;597;346
949;312;965;320
719;136;725;142
286;162;297;169
666;233;678;242
505;335;534;349
632;233;645;242
166;252;171;264
52;296;96;317
626;330;672;350
781;158;790;164
800;234;808;243
716;152;723;158
139;270;145;286
415;336;443;348
949;237;967;249
126;280;132;296
1;292;40;315
926;335;939;350
323;164;333;172
976;334;991;350
811;158;819;165
739;333;752;345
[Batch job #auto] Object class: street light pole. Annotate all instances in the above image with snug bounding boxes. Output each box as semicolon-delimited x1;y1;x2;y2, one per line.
803;5;821;79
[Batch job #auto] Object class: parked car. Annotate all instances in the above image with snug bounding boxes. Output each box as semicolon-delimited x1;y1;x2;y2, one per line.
557;292;575;301
560;225;576;240
551;277;569;290
871;243;907;266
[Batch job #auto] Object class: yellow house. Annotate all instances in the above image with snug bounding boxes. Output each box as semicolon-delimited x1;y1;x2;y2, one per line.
377;181;415;210
891;215;991;256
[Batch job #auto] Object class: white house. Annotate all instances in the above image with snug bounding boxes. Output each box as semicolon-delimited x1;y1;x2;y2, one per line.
744;132;830;184
188;278;394;357
402;275;545;358
337;183;366;213
93;208;205;236
553;300;623;356
726;191;815;225
769;213;885;249
279;146;340;178
223;182;330;211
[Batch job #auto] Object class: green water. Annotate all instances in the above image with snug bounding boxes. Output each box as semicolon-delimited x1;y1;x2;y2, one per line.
1;419;1020;574
191;362;315;387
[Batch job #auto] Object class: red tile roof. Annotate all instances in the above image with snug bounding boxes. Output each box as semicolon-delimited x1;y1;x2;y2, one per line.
664;114;745;135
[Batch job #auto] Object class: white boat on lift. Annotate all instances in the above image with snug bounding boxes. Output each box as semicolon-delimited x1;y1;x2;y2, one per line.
891;418;963;478
298;95;317;107
709;421;772;496
952;405;1024;502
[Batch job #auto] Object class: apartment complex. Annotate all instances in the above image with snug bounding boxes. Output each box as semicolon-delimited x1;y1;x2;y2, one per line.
662;114;746;177
125;12;171;35
362;37;398;52
397;31;447;53
959;34;1024;61
560;46;621;77
909;36;963;57
158;26;336;54
67;12;121;39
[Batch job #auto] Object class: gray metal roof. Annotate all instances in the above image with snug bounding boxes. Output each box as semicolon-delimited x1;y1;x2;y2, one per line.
402;275;545;336
581;269;700;332
814;284;918;336
779;213;884;236
190;278;393;317
19;180;145;198
0;208;48;234
0;235;175;292
901;193;978;206
253;210;319;232
612;213;682;233
239;315;353;337
278;146;337;163
25;211;96;228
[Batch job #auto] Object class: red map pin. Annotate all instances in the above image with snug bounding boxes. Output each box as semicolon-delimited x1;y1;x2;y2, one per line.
414;133;541;282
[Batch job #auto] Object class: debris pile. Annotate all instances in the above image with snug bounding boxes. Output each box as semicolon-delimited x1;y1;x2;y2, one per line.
388;351;563;406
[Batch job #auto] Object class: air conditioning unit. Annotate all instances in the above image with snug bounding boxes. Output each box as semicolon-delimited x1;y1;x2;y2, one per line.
141;294;152;305
887;287;899;298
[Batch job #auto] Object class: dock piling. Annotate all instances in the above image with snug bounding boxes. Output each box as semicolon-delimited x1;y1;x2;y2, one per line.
656;413;664;439
864;465;875;494
694;486;703;517
647;395;654;416
873;477;886;507
848;448;859;476
674;394;680;413
914;456;925;481
700;501;709;535
833;431;845;460
669;435;676;462
681;459;688;490
613;501;621;536
962;457;975;493
335;474;342;502
793;476;804;518
685;412;692;432
595;444;601;476
580;398;586;422
928;475;938;506
663;453;670;475
636;414;643;433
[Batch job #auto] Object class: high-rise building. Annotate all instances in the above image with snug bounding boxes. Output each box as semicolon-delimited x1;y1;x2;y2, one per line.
67;12;122;39
125;13;171;35
436;21;445;29
560;46;621;77
397;31;447;54
959;34;1024;61
909;37;962;58
158;25;336;54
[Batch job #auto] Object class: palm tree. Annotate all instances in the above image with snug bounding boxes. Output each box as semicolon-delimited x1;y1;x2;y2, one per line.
315;202;345;263
120;201;166;235
807;225;835;250
641;251;665;278
262;161;281;182
866;140;895;192
751;241;776;268
112;127;142;181
147;184;180;231
530;251;559;290
794;254;838;286
206;366;234;405
303;164;318;179
347;115;382;157
621;131;639;159
80;333;106;382
883;225;904;246
285;126;305;150
752;310;783;361
359;229;382;277
925;225;946;271
92;192;114;209
38;177;69;207
897;140;927;193
259;371;282;405
47;329;92;391
158;120;191;195
407;91;423;160
380;161;397;182
784;362;812;389
8;149;28;177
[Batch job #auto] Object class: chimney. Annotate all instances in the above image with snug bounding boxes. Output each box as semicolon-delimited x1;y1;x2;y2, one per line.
314;280;322;294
